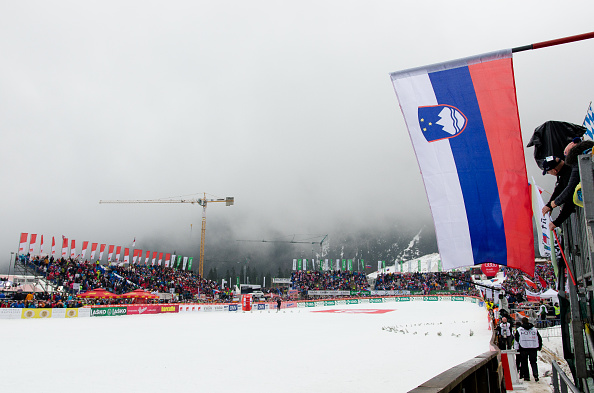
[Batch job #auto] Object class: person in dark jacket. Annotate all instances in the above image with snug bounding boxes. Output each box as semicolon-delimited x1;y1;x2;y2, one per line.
496;317;513;350
541;156;575;229
544;140;594;230
276;297;282;312
514;317;543;382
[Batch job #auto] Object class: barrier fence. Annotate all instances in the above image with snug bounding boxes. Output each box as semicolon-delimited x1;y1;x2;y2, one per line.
0;294;482;319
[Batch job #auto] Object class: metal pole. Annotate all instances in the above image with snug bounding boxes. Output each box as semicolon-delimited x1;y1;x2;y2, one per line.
512;31;594;53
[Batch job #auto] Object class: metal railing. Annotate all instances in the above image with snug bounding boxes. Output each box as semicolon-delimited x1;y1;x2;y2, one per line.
552;360;581;393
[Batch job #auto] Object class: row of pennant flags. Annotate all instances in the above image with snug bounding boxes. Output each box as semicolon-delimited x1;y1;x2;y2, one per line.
17;233;193;270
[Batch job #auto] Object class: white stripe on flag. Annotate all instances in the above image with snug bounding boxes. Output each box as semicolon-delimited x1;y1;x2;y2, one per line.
392;72;473;269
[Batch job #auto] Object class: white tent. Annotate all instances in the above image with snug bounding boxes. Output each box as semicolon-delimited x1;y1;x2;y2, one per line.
540;288;559;304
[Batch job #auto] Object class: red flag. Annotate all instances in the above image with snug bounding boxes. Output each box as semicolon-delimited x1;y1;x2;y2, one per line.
81;241;89;260
145;250;150;265
29;234;37;255
40;235;44;255
152;252;157;266
108;245;115;261
523;276;537;289
158;252;163;266
165;253;171;267
51;236;56;256
136;249;143;265
70;239;76;258
62;236;68;258
537;275;547;288
116;246;121;261
99;244;106;260
91;243;98;260
124;248;130;264
19;233;28;253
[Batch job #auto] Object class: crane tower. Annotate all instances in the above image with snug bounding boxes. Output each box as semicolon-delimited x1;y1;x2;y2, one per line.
99;193;234;277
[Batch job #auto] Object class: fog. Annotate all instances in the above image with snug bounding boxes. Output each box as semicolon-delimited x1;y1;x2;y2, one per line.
2;1;593;274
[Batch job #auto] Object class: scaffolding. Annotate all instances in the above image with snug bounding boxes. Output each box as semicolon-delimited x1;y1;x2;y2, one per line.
557;153;594;392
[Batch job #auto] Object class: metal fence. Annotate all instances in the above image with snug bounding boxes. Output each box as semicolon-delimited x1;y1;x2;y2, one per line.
552;360;581;393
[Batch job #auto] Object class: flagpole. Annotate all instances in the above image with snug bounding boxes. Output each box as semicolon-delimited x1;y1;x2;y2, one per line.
512;31;594;53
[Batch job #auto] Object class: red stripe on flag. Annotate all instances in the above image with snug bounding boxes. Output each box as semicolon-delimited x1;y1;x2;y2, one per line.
469;58;534;276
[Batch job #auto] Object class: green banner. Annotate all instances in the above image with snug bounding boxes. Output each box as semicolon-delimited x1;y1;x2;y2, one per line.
399;261;403;272
342;259;346;270
451;296;465;301
382;261;386;269
188;257;193;270
350;290;370;296
297;259;302;271
347;259;353;271
418;260;421;272
319;260;323;271
395;296;410;302
438;259;442;272
90;307;127;317
346;299;359;305
324;301;336;306
369;298;383;303
236;276;240;286
176;255;182;269
423;296;439;301
305;302;315;307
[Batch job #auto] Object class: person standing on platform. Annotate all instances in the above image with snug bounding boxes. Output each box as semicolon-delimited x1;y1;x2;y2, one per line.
496;317;513;350
276;296;282;313
515;317;542;382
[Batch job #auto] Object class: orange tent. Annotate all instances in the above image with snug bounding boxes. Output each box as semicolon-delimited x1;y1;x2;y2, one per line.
77;288;118;298
119;289;159;299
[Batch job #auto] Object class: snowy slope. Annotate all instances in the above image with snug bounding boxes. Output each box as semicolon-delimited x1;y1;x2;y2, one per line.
0;300;491;393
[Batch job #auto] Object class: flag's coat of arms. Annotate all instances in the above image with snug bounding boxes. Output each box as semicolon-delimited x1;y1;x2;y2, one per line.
418;105;467;142
390;50;534;275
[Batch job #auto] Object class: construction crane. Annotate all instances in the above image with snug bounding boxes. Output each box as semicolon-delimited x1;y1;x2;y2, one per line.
237;234;328;257
99;193;234;277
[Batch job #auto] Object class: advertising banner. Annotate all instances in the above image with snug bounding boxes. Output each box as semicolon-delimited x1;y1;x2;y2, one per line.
127;305;178;315
423;296;439;302
90;307;127;317
21;309;52;319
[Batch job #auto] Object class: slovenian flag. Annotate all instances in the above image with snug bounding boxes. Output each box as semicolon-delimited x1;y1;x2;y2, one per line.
390;50;534;275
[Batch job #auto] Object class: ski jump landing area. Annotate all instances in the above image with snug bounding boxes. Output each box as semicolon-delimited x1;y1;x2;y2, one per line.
0;297;491;393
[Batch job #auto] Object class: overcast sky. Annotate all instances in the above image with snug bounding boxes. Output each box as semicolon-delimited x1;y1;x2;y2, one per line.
2;1;593;272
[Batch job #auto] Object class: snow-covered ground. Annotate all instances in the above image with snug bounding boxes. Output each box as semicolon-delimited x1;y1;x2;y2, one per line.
1;300;495;392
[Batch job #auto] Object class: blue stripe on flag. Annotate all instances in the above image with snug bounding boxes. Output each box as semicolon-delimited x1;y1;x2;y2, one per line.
428;66;507;265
